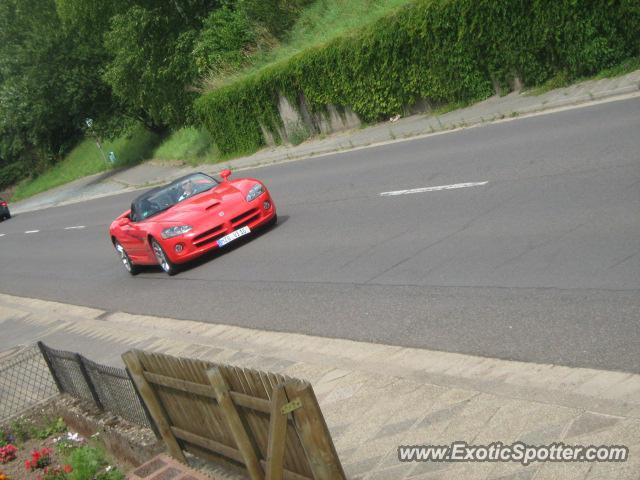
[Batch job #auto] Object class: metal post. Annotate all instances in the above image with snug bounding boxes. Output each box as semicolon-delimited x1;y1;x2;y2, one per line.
37;342;64;393
75;353;103;410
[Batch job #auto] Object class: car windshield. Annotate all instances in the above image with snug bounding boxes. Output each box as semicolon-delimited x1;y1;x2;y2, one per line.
130;173;218;222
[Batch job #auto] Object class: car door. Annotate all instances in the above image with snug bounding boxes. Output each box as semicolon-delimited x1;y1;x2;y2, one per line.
119;221;151;262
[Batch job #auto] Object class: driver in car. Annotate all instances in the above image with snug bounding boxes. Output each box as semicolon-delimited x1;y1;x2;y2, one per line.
178;179;195;201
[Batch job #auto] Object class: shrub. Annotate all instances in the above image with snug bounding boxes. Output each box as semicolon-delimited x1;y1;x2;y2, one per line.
0;162;29;191
194;6;256;77
195;0;640;156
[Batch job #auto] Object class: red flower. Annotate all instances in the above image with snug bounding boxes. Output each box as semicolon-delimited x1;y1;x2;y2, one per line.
63;464;73;473
25;459;32;470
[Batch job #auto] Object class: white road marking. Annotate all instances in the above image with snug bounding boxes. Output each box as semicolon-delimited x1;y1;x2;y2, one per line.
65;225;85;230
24;230;40;234
380;181;488;197
0;233;5;237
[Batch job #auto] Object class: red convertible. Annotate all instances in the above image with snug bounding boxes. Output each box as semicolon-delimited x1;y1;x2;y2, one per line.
109;170;276;275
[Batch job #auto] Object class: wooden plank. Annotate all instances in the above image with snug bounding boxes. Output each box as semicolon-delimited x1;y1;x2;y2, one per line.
265;373;311;478
233;391;271;414
238;368;270;460
122;351;186;463
266;384;288;480
144;371;272;413
283;382;345;480
172;426;243;463
207;367;265;480
144;371;216;398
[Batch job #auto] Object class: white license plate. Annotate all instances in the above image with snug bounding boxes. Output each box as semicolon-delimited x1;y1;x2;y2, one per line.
217;226;251;247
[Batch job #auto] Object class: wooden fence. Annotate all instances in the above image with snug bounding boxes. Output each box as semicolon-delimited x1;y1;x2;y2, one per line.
122;350;345;480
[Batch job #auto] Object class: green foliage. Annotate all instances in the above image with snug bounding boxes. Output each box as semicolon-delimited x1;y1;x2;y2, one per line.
153;127;218;165
0;162;29;190
96;470;125;480
34;417;66;440
67;446;104;480
196;0;640;156
59;443;124;480
103;1;218;130
194;5;256;77
286;122;311;146
8;415;66;443
239;0;313;38
0;0;120;182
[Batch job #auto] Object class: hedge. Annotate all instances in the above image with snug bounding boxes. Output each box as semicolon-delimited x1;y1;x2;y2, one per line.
195;0;640;155
0;162;29;191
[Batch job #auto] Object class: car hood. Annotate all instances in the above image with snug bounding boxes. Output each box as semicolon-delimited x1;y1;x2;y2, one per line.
147;182;245;224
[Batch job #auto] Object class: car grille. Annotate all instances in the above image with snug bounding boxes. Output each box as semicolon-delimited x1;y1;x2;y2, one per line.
192;225;225;247
231;208;260;228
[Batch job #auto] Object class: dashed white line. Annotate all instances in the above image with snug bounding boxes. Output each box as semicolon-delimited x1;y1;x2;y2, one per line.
0;233;5;237
24;230;40;234
380;181;489;196
65;225;86;230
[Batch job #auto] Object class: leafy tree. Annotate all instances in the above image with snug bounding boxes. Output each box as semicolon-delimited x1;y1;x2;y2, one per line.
0;0;82;171
193;5;256;78
103;1;219;131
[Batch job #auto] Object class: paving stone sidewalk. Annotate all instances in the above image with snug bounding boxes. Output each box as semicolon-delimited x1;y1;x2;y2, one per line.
1;293;639;480
10;69;640;215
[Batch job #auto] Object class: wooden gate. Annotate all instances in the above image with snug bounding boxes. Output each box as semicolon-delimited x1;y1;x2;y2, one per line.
122;350;345;480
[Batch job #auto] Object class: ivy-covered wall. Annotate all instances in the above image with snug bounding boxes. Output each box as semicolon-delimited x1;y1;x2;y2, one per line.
195;0;640;155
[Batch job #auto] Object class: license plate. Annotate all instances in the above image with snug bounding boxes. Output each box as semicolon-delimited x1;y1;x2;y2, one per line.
217;226;251;247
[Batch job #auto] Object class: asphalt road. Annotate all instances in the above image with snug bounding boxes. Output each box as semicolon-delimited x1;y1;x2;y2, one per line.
1;98;639;372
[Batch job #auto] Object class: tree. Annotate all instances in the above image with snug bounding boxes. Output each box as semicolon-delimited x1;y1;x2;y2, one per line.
103;1;219;131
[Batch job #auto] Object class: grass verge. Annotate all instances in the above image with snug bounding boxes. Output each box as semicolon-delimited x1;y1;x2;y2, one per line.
11;125;160;201
153;127;219;166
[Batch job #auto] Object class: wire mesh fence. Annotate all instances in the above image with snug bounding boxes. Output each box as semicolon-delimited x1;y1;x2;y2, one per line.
39;343;153;429
0;345;58;422
83;357;150;427
0;342;153;431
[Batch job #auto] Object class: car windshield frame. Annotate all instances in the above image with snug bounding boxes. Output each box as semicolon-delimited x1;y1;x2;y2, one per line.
130;173;218;222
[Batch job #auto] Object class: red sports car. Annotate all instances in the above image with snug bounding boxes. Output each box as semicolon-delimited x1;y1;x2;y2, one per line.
109;170;276;275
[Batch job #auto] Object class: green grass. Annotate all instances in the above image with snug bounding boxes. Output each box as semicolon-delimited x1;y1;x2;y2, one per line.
153;127;219;165
204;0;415;90
12;125;160;201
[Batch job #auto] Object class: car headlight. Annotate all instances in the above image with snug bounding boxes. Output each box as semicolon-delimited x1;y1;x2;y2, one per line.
246;183;264;202
161;225;192;239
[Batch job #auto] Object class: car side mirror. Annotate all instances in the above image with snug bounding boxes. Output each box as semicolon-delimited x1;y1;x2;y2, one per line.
220;169;232;182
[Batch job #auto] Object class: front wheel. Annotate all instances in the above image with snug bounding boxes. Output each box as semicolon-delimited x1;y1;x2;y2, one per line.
151;238;179;276
114;241;139;275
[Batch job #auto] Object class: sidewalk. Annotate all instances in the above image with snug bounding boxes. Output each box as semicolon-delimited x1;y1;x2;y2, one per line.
1;293;639;480
10;69;640;215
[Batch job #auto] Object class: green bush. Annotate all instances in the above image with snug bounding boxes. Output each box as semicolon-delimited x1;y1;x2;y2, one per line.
195;0;640;155
194;6;256;77
66;445;124;480
0;162;29;190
